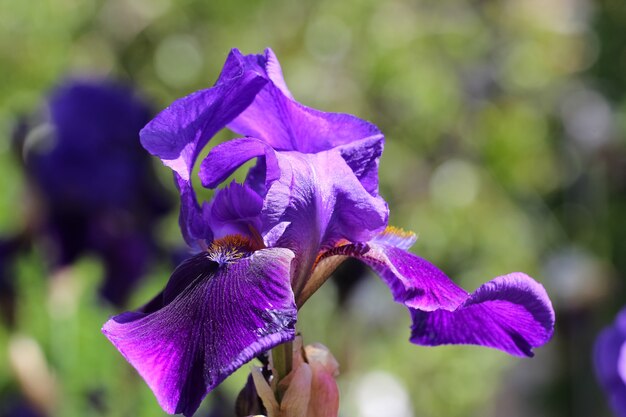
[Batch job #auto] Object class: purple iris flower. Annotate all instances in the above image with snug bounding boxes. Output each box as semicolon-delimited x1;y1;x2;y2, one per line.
102;48;555;416
18;80;171;306
595;308;626;417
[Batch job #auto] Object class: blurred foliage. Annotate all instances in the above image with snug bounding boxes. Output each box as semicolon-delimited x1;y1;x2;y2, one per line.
1;0;626;416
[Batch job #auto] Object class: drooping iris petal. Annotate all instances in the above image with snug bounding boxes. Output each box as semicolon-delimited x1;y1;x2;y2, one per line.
314;241;554;356
594;308;626;417
102;247;297;416
227;49;384;154
316;242;466;311
410;273;554;357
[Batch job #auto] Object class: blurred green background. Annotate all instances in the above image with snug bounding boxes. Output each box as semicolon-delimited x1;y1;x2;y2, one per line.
1;0;626;416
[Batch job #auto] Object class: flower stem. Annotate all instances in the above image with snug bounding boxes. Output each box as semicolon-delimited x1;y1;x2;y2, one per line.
271;341;293;385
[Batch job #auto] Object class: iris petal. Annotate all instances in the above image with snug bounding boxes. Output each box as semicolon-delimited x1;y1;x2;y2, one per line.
175;173;212;245
594;308;626;417
369;226;417;250
208;182;263;240
140;50;267;181
315;242;554;356
262;150;388;293
336;136;384;196
409;273;554;357
199;137;279;189
237;48;293;99
228;49;383;154
140;49;268;246
102;247;296;416
316;243;467;310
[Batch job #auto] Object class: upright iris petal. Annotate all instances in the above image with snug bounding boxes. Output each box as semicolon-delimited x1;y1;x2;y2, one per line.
260;150;388;292
226;49;383;153
207;182;264;240
140;51;268;182
140;49;268;245
199;140;388;291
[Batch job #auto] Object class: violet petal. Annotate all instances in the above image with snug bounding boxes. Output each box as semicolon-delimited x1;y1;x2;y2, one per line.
318;242;554;356
263;150;388;292
594;308;626;417
140;49;267;246
228;50;383;154
336;136;385;196
102;247;296;416
199;137;279;189
140;50;267;181
208;182;264;240
175;173;212;245
409;273;554;357
319;243;467;311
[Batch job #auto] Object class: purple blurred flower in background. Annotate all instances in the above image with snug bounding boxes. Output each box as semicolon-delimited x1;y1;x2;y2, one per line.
16;80;172;306
0;396;45;417
595;308;626;417
103;48;555;416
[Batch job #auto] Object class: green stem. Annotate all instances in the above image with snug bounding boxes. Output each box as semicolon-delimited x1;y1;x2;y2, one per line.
271;340;293;384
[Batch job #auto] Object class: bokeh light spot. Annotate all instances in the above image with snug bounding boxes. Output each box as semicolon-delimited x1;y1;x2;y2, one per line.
154;34;203;88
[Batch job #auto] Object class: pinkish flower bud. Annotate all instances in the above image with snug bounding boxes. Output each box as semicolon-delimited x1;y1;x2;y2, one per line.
251;339;340;417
